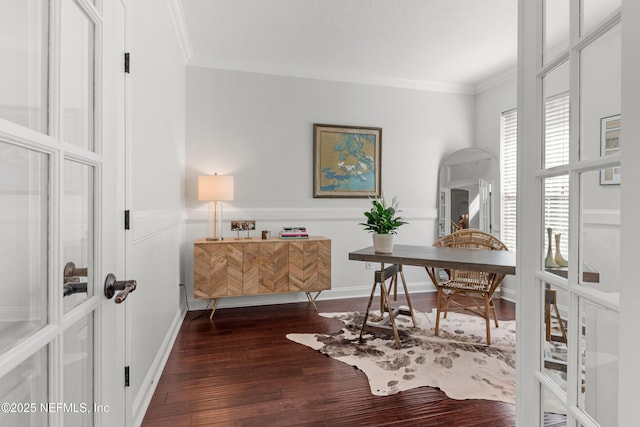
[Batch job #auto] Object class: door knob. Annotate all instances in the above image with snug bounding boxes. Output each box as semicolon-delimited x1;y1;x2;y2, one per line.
104;273;137;304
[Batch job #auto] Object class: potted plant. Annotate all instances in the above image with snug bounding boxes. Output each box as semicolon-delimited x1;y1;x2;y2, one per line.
360;196;407;253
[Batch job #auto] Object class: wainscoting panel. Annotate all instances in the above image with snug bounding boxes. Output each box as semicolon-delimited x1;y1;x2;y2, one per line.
128;209;184;426
581;209;620;293
183;206;438;311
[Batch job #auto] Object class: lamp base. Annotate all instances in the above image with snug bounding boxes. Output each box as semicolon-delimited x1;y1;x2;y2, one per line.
207;201;224;241
206;237;224;241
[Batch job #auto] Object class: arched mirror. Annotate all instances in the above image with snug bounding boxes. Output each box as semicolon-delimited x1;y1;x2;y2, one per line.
437;148;499;237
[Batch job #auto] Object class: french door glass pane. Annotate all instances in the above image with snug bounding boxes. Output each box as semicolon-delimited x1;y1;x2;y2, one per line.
542;384;567;426
63;314;94;427
543;175;569;270
501;109;518;251
579;24;621;162
578;298;619;426
581;0;620;36
543;62;570;169
543;0;569;65
61;0;95;150
543;284;569;392
0;0;49;133
579;170;620;293
0;347;48;426
63;160;94;313
0;141;49;356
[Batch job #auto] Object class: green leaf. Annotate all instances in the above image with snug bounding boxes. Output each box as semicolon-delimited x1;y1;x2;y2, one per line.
360;195;408;234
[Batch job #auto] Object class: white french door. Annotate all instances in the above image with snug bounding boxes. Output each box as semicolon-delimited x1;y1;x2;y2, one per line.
517;0;628;425
0;1;128;426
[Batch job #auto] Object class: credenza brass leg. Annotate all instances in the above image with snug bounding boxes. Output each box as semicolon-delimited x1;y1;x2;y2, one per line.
208;298;220;319
305;291;321;311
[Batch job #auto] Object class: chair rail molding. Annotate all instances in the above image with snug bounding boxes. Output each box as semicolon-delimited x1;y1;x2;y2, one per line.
185;206;437;223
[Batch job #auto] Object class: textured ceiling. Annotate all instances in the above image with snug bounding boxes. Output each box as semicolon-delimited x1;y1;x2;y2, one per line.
180;0;518;93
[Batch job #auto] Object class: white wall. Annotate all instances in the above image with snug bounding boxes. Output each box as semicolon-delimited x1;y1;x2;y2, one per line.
475;76;517;160
579;27;621;298
128;1;186;425
183;66;476;308
474;76;518;299
475;75;518;235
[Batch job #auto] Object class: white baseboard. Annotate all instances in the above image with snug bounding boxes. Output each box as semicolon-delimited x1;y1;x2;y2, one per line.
185;281;437;311
184;282;515;312
132;307;185;427
500;287;517;303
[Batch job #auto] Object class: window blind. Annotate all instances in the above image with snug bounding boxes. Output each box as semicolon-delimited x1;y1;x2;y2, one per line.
501;109;518;251
543;93;570;257
544;93;570;168
500;93;570;256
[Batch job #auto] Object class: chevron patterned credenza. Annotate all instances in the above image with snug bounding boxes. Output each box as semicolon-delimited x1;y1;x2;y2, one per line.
194;237;331;318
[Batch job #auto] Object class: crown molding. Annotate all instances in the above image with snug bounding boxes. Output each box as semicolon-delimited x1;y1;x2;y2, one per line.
187;54;477;95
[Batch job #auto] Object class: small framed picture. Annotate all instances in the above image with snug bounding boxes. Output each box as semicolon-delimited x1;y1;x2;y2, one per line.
231;220;255;239
231;220;246;231
313;124;381;198
600;114;621;185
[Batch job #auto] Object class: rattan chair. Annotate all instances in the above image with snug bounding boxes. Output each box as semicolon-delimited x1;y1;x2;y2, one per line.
431;229;509;345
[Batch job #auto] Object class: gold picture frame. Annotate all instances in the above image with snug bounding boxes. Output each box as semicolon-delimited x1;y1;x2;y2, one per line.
313;124;381;198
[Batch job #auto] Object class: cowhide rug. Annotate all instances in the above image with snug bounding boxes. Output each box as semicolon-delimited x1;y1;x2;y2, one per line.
286;309;516;403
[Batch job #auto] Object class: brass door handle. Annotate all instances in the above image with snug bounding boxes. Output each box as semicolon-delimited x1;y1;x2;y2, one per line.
104;273;137;304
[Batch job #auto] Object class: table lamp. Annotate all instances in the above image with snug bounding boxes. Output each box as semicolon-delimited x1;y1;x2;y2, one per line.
198;174;234;240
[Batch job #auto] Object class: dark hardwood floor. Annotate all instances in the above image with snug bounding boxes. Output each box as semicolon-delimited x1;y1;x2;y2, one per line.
141;293;564;427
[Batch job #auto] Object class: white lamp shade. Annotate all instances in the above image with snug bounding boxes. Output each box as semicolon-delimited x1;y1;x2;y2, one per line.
198;175;234;201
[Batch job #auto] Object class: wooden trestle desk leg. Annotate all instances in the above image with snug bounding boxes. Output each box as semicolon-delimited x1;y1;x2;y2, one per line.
424;266;442;335
545;287;568;343
359;273;380;344
398;266;417;327
384;266;417;328
359;263;415;350
380;280;402;349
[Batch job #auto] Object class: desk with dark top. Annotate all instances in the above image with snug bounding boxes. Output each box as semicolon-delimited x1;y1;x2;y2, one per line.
349;244;516;348
349;244;516;275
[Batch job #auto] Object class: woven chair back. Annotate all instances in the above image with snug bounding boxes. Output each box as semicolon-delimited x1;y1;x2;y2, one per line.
433;229;508;290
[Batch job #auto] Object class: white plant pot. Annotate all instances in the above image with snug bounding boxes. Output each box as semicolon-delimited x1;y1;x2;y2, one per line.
373;233;394;253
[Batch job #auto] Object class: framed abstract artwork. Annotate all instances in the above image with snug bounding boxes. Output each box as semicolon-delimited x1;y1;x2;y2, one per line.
600;114;621;185
313;124;381;198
